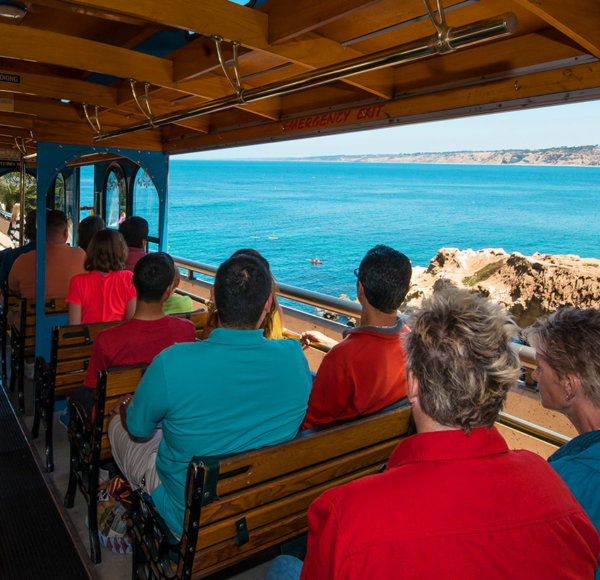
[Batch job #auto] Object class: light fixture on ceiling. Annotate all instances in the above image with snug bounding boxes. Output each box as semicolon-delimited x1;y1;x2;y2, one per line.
0;1;27;19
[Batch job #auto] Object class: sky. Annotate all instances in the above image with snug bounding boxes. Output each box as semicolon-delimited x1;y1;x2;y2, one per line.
177;100;600;160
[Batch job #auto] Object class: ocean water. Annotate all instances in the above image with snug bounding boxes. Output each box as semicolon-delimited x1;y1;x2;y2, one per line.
166;160;600;301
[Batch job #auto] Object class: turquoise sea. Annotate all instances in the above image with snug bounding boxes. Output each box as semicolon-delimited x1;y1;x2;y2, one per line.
166;160;600;301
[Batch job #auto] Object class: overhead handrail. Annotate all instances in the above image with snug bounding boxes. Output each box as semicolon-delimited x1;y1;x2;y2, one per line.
129;79;155;126
82;103;103;135
94;12;517;141
212;35;245;103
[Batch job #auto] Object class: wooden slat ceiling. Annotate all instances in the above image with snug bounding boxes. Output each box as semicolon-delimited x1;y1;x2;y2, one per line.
0;0;597;157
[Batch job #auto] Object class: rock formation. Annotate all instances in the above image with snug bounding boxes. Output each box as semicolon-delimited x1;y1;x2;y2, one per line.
402;248;600;328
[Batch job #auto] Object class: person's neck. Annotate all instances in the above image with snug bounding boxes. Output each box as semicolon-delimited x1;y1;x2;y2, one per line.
566;402;600;435
133;301;165;321
359;304;398;328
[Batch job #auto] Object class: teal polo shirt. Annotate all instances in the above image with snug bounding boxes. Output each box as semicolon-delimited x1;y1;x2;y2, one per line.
127;328;312;534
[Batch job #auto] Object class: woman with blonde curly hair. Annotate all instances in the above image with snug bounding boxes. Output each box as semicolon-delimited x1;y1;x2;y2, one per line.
66;228;136;324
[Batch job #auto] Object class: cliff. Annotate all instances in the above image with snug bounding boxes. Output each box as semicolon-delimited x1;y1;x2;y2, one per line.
305;145;600;166
403;249;600;328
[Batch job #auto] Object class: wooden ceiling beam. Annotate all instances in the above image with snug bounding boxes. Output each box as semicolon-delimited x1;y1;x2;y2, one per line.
511;0;600;58
0;70;118;108
58;0;394;99
58;0;270;49
264;0;381;44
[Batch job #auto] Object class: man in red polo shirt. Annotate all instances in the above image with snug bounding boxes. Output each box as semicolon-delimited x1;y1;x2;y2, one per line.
300;245;411;429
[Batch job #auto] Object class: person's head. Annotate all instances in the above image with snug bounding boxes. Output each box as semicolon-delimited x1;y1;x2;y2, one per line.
355;245;412;313
406;286;520;433
133;252;176;303
77;215;105;251
24;209;36;242
11;202;20;223
119;216;149;249
84;229;128;273
46;209;69;243
525;308;600;410
213;253;272;329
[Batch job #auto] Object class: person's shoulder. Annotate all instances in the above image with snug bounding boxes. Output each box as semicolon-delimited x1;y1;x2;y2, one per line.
166;315;196;329
12;248;35;268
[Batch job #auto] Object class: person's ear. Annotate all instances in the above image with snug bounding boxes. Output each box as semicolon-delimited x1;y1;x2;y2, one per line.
564;373;582;401
263;294;273;314
407;369;419;406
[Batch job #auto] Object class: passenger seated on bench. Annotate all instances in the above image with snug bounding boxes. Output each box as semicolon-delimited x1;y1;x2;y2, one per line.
162;267;194;315
9;209;85;299
202;248;284;339
0;209;37;288
300;245;411;429
526;307;600;569
268;287;600;580
66;229;136;325
119;216;148;271
76;215;105;252
108;253;312;537
69;252;197;419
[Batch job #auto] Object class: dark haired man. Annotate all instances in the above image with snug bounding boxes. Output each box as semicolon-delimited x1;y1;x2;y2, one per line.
108;253;312;536
119;216;148;271
301;245;411;429
70;252;196;419
9;209;85;299
76;214;105;252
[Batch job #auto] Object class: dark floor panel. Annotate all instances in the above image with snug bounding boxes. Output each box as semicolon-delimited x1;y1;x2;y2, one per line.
0;386;90;579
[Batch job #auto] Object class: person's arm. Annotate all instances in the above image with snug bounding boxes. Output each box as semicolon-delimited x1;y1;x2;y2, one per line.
300;493;344;580
124;297;136;320
301;330;339;349
68;302;82;325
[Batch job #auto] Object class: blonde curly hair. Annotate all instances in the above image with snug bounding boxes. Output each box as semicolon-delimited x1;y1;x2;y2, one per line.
406;286;520;432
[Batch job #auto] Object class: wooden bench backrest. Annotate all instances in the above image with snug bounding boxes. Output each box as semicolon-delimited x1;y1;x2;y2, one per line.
21;297;68;355
180;404;412;578
52;320;120;397
95;365;146;461
179;310;208;340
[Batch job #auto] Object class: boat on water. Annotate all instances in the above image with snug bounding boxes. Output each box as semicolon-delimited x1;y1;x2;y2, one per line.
309;259;323;264
0;0;595;577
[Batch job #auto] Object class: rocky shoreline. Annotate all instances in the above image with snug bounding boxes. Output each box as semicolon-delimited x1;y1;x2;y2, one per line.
405;249;600;328
303;145;600;167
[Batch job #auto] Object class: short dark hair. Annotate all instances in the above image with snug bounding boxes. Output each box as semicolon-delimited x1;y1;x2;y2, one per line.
214;254;271;329
46;209;68;238
356;245;412;313
84;229;128;272
24;209;36;242
133;252;175;303
77;215;105;250
119;216;149;248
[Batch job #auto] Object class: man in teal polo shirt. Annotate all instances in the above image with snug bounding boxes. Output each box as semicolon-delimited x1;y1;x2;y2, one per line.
108;253;312;536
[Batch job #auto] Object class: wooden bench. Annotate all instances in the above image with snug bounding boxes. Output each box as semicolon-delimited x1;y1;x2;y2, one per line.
130;402;412;579
65;364;147;564
32;320;120;471
9;296;68;413
33;310;207;472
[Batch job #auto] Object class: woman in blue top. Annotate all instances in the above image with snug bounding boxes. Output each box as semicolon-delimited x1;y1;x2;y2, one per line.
527;307;600;577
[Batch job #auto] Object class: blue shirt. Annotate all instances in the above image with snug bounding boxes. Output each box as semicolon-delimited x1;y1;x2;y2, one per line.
548;430;600;578
127;328;312;534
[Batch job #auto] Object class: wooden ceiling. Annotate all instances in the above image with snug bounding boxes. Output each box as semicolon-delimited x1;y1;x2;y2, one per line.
0;0;598;157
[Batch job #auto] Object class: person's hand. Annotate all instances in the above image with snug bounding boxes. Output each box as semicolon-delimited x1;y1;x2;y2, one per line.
109;395;133;417
301;330;337;349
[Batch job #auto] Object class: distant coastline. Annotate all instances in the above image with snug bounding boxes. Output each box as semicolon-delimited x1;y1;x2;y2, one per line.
297;145;600;167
